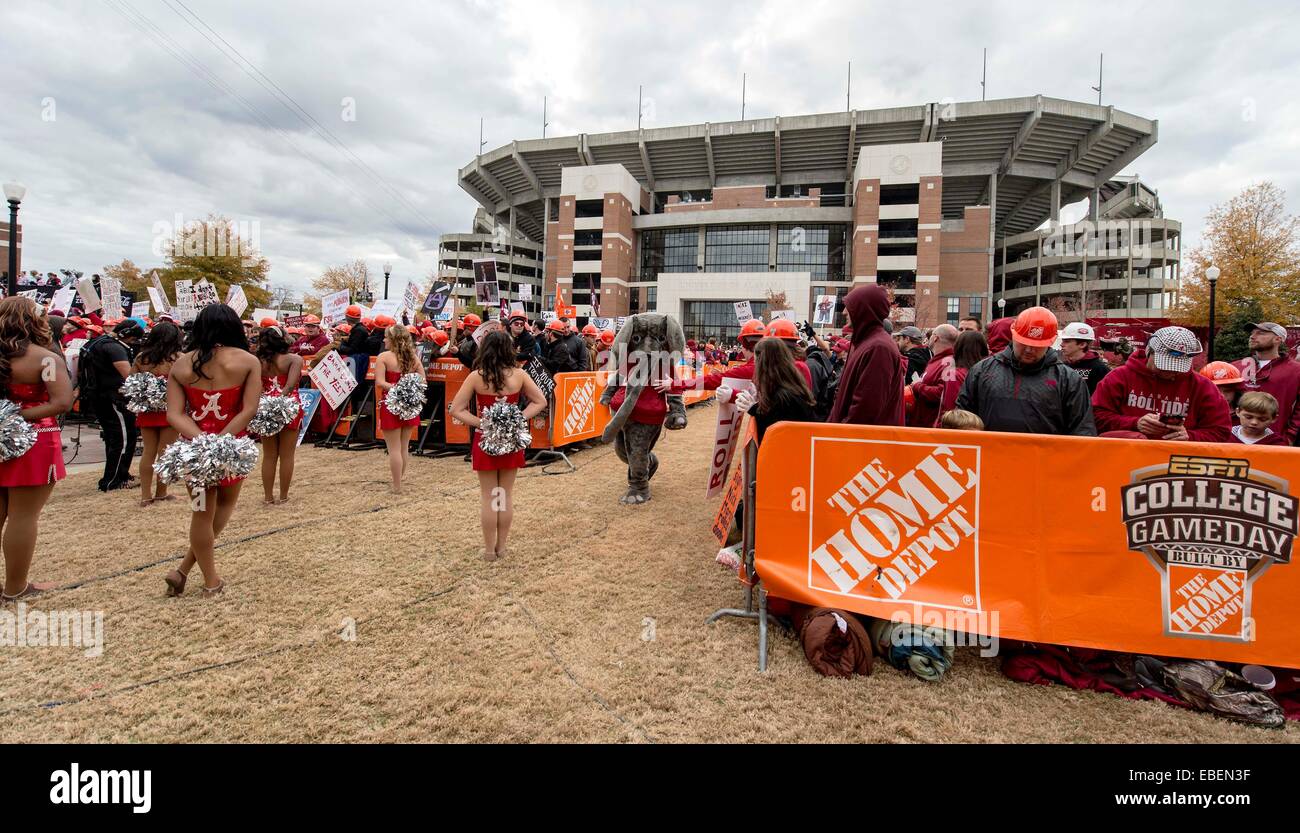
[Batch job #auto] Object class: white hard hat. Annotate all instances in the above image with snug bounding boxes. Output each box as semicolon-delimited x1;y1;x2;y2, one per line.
1060;322;1096;342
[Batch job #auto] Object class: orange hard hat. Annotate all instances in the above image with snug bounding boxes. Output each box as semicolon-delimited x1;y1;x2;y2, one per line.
545;319;568;333
1011;306;1058;347
600;329;615;346
461;313;481;329
302;314;321;325
288;326;306;335
1201;361;1243;385
431;329;449;346
374;314;397;328
508;310;528;321
406;325;420;335
360;317;374;329
336;323;352;335
581;323;599;336
345;305;362;318
569;321;579;333
739;319;767;341
767;319;799;341
259;317;278;328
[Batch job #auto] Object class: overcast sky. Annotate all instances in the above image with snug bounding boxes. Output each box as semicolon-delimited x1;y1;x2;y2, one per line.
3;0;1298;296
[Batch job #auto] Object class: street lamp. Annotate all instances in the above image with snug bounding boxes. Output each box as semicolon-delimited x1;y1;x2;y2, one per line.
997;297;1006;317
383;261;393;300
4;182;25;298
1206;265;1221;362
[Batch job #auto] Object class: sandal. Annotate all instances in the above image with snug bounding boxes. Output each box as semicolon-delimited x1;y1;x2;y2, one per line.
201;580;225;597
2;582;54;604
164;569;188;597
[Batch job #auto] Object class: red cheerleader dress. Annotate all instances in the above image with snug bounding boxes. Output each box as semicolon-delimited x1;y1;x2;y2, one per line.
262;373;303;433
135;372;171;429
186;384;247;487
378;369;421;431
0;382;65;487
471;391;526;471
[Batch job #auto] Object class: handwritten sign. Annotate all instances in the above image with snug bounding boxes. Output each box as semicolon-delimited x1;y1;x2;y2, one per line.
76;277;102;313
308;350;358;410
321;289;350;327
101;277;123;318
225;284;248;317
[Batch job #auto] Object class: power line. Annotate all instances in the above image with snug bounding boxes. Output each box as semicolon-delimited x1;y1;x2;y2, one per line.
165;0;438;231
100;0;419;236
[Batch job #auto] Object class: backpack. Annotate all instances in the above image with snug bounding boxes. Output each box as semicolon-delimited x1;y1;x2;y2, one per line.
75;334;114;398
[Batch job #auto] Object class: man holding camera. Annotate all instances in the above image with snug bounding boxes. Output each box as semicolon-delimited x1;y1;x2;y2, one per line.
1091;326;1230;442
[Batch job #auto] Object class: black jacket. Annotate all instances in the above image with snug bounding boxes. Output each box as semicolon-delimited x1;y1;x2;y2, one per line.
1063;351;1112;395
338;323;369;357
514;330;538;364
904;346;931;384
456;337;477;370
956;347;1096;436
543;332;588;374
364;328;384;356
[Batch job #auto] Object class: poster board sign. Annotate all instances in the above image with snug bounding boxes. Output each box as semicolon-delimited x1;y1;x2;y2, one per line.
540;311;557;324
400;280;423;322
813;295;837;326
193;280;220;308
706;379;753;499
250;308;279;324
63;337;88;377
225;284;249;317
519;283;533;299
473;259;500;306
307;350;358;410
755;423;1300;668
423;282;452;316
615;317;627;332
525;356;554;399
712;459;746;548
174;280;197;322
591;317;612;331
130;302;150;319
769;309;797;322
734;301;753;323
150;271;170;311
434;297;455;323
76;277;102;313
296;389;322;447
369;298;401;320
49;286;76;315
320;289;350;327
101;277;123;318
146;287;167;316
284;315;306;328
472;319;503;345
509;301;525;315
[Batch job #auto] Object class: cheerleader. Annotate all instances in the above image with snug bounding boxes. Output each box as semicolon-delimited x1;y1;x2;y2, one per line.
449;329;547;561
130;321;183;507
375;323;424;494
0;298;73;601
255;325;304;504
164;304;261;598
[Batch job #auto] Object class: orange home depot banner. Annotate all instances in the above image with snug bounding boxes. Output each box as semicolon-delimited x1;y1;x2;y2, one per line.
427;358;471;444
551;371;610;445
754;422;1300;669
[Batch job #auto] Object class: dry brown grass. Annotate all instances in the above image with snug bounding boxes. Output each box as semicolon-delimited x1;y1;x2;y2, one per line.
2;411;1295;743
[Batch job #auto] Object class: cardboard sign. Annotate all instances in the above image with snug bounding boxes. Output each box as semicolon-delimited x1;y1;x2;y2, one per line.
250;307;279;324
296;388;322;447
131;302;150;319
706;379;753;498
225;284;249;317
473;259;500;306
472;319;503;345
49;286;76;315
307;350;358;410
76;277;102;313
146;286;167;315
150;271;170;310
63;337;87;377
193;280;220;308
813;294;837;326
755;423;1300;668
422;282;452;315
174;280;197;322
369;298;401;320
101;277;123;318
734;301;753;323
519;283;533;299
320;289;350;327
712;459;745;548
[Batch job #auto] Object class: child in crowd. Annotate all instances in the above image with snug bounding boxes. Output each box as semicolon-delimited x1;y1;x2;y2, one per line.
1231;391;1286;445
1200;361;1244;408
940;409;984;431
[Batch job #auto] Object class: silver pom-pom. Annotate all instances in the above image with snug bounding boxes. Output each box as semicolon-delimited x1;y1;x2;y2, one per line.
122;372;168;414
155;433;259;489
248;393;301;437
0;400;38;462
384;372;427;421
477;400;531;456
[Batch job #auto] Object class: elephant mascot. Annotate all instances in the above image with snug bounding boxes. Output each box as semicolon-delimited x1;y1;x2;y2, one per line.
600;313;688;504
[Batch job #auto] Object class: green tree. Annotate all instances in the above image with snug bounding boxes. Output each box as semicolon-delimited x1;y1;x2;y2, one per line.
1212;296;1265;363
161;214;271;309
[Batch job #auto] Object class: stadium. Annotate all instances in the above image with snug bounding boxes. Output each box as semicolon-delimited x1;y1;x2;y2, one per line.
454;95;1177;339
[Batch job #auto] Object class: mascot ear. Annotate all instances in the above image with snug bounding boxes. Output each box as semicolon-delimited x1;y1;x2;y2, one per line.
664;315;686;354
611;316;634;351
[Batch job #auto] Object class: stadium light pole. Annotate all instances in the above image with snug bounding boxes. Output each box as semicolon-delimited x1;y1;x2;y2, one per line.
3;182;25;298
1206;265;1221;362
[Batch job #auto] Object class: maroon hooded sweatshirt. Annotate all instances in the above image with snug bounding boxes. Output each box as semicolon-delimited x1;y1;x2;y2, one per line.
986;318;1014;354
828;285;905;426
1235;352;1300;444
1091;352;1232;442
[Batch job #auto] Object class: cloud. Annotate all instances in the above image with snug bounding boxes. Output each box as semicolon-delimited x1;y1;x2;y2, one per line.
2;0;1298;296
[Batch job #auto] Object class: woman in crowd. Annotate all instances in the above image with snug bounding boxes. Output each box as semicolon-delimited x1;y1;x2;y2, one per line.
256;325;304;505
939;330;989;421
164;304;261;598
450;329;547;561
375;323;425;494
132;320;184;506
736;337;817;444
0;297;73;601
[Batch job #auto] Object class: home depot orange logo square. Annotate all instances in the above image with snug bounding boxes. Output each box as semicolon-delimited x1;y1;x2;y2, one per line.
555;375;597;442
808;438;981;611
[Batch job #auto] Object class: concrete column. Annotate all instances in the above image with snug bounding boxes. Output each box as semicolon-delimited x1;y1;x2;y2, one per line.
1125;218;1134;316
1000;235;1007;305
768;223;778;270
696;225;705;270
1088;186;1100;222
1035;233;1042;306
988;174;998;314
1050;180;1061;226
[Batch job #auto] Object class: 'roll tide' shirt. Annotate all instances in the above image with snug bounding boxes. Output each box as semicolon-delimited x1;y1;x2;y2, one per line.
1091;352;1231;442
